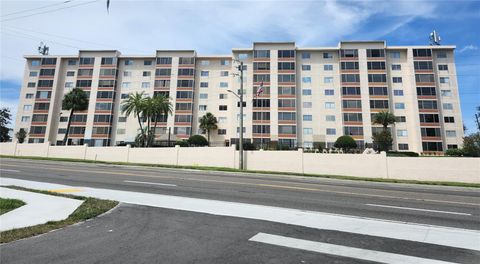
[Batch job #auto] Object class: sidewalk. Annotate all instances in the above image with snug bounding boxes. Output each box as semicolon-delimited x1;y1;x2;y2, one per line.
0;187;83;231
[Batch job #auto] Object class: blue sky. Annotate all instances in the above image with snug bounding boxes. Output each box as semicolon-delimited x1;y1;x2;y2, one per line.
1;0;479;132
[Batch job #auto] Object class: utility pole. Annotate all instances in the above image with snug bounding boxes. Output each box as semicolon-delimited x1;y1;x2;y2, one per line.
239;61;244;170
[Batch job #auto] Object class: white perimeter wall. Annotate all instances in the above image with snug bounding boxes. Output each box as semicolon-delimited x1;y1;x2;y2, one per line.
1;142;479;184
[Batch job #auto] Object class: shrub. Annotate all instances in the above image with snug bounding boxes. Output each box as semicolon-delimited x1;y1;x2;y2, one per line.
334;136;357;152
187;135;208;147
372;131;393;152
313;141;326;151
462;133;480;157
387;151;419;157
175;140;189;147
444;148;464;157
235;142;255;150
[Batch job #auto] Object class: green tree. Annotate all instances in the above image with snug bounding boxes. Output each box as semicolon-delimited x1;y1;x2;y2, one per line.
334;135;357;152
372;111;396;152
121;92;147;147
462;132;480;157
15;128;27;143
62;88;89;145
0;108;12;142
147;95;172;147
199;112;218;146
188;135;208;147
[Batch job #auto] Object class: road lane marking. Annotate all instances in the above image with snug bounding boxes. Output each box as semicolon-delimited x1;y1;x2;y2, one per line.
366;204;473;216
124;180;177;187
0;169;20;172
249;233;456;264
2;163;479;206
1;177;479;251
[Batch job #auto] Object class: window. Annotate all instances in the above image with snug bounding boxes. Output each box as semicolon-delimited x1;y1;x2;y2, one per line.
418;100;438;109
156;57;172;65
368;74;387;83
176;103;192;111
421;127;441;137
278;99;296;108
101;57;116;65
344;126;363;136
142;71;151;77
370;100;389;109
23;105;32;111
397;130;408;137
302;89;312;96
392;77;402;83
34;103;49;110
415;74;435;83
120;93;129;99
392;64;401;70
121;82;131;89
220;59;229;66
422;142;443;151
93;115;111;123
443;103;453;110
177;80;194;87
324;77;334;83
278;62;295;70
199;93;208;99
238;53;249;60
39;69;55;76
340;49;358;58
27;82;36;88
41;58;57;65
95;103;112;111
446;130;456;137
367;61;386;70
325;89;334;96
438;64;448;71
36;91;51;99
440;77;450;84
342;100;362;109
302;52;310;59
31;60;41;66
302;77;311;83
394;90;404;96
343;113;362;122
436;52;447;58
199;105;207;111
98;80;115;88
395;103;405;109
66;71;75;77
398;144;409;150
77;69;93;76
220;71;229;76
341;61;359;70
278;50;295;58
220;82;228;88
326;115;336;122
444;116;455;123
342;74;361;83
323;52;333;59
29;71;38;77
200;60;210;66
79;57;94;65
325;102;335;109
390;52;400;59
38;80;54;87
200;82;208;88
21;116;30;122
92;127;110;135
219;105;227;111
178;68;194;76
25;93;33;99
30;126;46;134
302;101;312;108
218;129;227;135
278;74;295;82
303;115;312;121
367;49;385;57
441;90;452;97
342;87;360;95
253;99;270;108
278;112;296;121
201;71;209;77
141;82;151;88
414;61;433;70
174;127;191;135
155;80;170;88
219;94;227;100
416;87;436;96
174;115;192;123
302;65;311;71
176;91;193;99
217;117;228;124
413;49;432;57
278;125;296;134
252;50;270;58
369;87;388;96
253;74;270;82
324;64;333;71
326;128;336;135
67;59;77;65
303;128;313;135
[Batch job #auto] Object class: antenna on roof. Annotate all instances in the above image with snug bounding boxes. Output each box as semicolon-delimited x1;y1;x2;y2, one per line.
38;42;49;55
429;30;441;46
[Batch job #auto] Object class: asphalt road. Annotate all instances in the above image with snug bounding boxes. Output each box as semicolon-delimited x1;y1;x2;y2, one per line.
0;157;479;230
2;203;479;264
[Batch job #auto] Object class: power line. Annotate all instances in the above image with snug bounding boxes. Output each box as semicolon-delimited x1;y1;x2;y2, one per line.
1;0;99;22
1;1;75;17
0;29;82;49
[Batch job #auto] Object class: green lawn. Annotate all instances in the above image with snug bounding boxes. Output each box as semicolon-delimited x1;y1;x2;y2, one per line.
0;186;118;244
0;198;26;215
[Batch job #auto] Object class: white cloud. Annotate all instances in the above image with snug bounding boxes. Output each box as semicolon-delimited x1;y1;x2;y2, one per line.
458;44;479;53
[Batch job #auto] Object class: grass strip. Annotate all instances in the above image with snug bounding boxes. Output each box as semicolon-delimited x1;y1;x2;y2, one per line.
0;186;118;244
1;154;479;188
0;198;26;215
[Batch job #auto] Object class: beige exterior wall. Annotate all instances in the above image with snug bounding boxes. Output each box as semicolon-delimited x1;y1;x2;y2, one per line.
13;41;463;153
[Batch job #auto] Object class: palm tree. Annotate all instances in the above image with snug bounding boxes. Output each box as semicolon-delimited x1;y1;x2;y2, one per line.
148;95;172;147
121;92;147;146
62;88;89;145
372;111;396;132
199;112;218;146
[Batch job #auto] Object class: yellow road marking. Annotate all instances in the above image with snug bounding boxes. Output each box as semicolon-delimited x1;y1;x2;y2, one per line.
48;188;83;193
2;163;479;207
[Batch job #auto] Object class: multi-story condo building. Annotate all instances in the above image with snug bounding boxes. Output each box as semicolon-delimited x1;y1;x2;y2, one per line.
14;41;464;153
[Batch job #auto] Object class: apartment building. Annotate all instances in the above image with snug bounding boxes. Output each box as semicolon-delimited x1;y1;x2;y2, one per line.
14;41;464;153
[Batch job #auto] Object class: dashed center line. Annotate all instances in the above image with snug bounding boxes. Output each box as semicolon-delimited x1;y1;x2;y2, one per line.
124;180;177;187
366;204;472;216
0;169;20;173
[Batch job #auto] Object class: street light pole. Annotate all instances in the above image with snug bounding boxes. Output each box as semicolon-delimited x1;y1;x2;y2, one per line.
238;61;244;170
